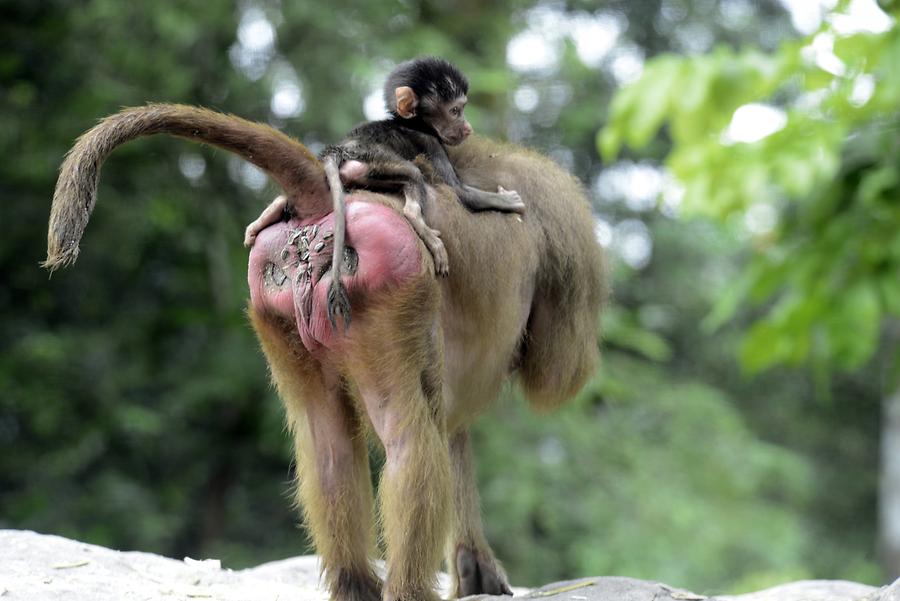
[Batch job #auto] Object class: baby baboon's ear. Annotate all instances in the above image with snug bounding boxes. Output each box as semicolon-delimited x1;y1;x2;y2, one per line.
395;86;418;119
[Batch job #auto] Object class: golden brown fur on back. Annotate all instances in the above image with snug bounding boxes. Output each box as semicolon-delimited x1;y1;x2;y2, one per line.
443;137;607;411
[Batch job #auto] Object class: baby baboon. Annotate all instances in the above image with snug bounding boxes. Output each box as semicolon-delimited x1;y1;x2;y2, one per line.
244;57;526;331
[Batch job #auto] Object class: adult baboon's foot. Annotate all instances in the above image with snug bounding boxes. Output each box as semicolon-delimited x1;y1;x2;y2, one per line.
333;569;383;601
454;544;513;597
383;587;442;601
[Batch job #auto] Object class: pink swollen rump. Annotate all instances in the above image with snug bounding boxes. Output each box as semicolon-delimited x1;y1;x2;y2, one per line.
248;196;422;351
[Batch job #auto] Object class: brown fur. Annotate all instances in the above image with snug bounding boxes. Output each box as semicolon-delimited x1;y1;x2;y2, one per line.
45;104;329;271
45;106;606;601
446;138;606;410
247;139;605;600
249;309;381;599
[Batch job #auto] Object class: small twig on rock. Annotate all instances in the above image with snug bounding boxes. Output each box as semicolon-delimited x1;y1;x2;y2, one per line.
51;560;90;569
529;579;599;597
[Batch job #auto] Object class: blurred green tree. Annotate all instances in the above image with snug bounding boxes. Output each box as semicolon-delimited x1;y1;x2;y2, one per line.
602;0;900;577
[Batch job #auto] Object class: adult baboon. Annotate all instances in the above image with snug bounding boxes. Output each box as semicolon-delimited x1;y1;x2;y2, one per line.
45;105;606;601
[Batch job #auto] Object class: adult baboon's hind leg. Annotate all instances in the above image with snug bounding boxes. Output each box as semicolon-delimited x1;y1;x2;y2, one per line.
447;429;513;597
249;309;381;601
347;280;451;601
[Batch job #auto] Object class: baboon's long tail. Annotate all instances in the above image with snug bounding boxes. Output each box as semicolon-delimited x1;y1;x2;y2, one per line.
45;103;331;271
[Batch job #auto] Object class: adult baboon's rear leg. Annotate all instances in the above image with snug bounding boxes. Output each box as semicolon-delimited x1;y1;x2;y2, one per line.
249;309;381;601
348;282;451;601
447;429;513;597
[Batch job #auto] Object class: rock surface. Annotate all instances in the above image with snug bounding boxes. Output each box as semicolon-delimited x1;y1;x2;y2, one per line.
1;530;897;601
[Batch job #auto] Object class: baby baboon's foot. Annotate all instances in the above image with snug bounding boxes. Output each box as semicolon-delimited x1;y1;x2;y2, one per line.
454;545;513;597
244;224;260;248
497;186;526;214
427;231;449;277
244;194;289;247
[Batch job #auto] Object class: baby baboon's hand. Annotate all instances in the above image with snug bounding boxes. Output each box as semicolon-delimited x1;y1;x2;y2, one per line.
497;186;525;214
497;186;526;214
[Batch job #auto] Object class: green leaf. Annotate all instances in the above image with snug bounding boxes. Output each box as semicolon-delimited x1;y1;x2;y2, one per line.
603;308;673;362
616;55;685;151
597;126;622;162
829;283;882;368
740;322;794;373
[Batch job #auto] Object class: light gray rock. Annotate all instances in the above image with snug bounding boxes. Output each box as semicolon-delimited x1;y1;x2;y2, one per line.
0;529;325;601
719;580;880;601
1;530;897;601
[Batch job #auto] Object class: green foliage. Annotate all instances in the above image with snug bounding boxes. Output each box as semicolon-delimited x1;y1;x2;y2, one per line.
602;2;900;373
592;214;881;587
477;355;817;591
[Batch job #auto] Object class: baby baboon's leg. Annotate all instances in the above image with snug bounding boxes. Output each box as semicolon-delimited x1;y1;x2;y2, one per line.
350;159;449;277
447;429;513;597
249;310;380;601
348;283;451;601
400;178;449;277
